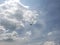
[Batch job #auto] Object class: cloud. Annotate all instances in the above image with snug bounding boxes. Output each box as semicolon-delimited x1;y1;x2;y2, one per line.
0;26;8;34
41;29;60;45
0;0;39;45
43;41;56;45
47;32;52;36
0;0;60;45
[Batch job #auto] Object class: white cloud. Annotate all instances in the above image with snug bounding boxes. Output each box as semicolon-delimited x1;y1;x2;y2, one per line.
0;0;39;45
0;0;38;29
0;0;60;45
0;26;8;34
48;32;52;36
43;41;56;45
0;30;31;45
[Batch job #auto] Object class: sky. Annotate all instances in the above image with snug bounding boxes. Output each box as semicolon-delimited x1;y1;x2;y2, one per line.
0;0;60;45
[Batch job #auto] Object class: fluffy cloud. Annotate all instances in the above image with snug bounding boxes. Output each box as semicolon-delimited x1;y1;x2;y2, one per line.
0;0;39;45
0;0;60;45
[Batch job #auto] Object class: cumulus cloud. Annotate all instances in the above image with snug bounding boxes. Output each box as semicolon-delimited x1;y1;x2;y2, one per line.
0;0;60;45
0;0;39;45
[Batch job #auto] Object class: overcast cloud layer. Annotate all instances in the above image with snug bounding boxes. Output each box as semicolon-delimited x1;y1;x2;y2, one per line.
0;0;60;45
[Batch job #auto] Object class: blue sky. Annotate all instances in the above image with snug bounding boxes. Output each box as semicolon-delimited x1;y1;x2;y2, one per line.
0;0;60;45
